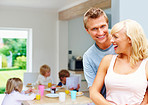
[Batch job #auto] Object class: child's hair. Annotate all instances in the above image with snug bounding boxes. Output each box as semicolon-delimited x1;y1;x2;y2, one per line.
6;77;23;94
59;69;70;81
40;64;51;76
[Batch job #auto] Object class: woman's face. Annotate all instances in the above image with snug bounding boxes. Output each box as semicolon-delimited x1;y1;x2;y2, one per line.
111;28;131;54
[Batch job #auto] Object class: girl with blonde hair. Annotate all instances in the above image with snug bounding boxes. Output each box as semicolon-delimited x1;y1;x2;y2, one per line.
2;77;36;105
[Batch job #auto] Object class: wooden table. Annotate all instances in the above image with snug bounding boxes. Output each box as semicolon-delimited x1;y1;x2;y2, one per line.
22;86;92;105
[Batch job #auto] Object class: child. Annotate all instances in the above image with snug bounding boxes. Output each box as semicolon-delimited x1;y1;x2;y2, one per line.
2;78;36;105
58;69;80;91
58;69;70;86
36;64;52;85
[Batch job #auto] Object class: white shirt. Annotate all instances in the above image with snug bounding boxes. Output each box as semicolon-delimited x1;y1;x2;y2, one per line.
2;91;36;105
36;74;52;85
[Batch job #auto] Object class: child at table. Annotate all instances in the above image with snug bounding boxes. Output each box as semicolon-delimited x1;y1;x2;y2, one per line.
2;77;36;105
36;64;52;85
58;69;70;86
57;69;80;91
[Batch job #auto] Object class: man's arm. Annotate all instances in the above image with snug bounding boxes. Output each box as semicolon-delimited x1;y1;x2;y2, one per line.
90;55;113;105
83;54;96;88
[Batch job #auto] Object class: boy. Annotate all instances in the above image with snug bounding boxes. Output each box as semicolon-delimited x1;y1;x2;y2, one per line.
58;69;70;86
36;64;52;85
58;69;80;91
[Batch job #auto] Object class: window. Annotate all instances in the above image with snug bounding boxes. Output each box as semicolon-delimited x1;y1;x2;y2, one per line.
0;28;32;93
0;28;32;72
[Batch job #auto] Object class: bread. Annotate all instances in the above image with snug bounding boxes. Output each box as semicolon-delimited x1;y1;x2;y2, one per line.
76;92;83;95
27;83;32;86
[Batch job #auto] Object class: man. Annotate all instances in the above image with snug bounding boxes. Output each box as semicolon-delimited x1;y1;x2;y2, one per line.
83;8;115;98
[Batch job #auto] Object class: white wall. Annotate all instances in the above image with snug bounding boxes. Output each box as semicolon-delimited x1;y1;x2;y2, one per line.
57;20;68;82
68;16;94;58
0;6;58;82
68;9;111;58
112;0;148;37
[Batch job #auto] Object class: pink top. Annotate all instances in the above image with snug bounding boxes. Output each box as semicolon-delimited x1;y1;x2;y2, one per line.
105;55;147;105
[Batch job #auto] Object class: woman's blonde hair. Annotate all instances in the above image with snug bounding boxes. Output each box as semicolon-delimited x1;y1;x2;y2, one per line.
40;64;51;76
111;19;148;66
6;78;23;94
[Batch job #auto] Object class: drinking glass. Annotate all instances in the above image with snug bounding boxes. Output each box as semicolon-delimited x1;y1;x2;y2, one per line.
36;90;41;100
65;86;70;94
48;83;52;88
71;90;76;100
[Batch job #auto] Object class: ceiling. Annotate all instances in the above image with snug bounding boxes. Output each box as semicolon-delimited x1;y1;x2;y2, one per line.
0;0;88;11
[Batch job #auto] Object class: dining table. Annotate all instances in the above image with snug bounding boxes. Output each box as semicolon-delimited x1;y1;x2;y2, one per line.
22;85;92;105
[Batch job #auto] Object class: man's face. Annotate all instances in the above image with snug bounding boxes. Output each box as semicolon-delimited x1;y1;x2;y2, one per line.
86;16;109;45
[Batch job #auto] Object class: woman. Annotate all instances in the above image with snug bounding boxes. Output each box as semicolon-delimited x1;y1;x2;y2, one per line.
90;19;148;105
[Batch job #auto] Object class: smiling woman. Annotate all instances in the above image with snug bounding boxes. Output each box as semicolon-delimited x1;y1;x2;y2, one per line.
90;19;148;105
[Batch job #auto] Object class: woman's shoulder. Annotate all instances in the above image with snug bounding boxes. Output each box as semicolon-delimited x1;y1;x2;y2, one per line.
102;54;114;61
100;54;115;68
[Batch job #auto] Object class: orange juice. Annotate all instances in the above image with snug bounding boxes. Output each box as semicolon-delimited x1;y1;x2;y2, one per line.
65;90;70;94
48;83;52;88
36;94;41;100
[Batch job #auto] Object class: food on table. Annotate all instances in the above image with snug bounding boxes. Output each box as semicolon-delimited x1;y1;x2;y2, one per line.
56;85;62;87
27;83;32;86
76;92;83;95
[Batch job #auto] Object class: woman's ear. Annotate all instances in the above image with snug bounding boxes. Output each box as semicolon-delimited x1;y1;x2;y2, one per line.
128;37;132;44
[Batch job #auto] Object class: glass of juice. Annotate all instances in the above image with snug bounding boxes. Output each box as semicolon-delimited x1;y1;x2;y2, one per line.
36;90;41;100
65;86;70;94
65;90;70;94
48;83;52;88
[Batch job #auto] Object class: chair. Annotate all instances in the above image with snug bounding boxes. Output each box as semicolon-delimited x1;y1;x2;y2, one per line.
23;72;39;85
0;94;6;104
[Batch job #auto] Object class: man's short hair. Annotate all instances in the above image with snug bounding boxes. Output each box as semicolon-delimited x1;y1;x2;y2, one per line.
83;7;108;29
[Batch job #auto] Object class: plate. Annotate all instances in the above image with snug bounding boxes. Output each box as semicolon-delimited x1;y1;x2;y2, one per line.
69;92;84;96
45;93;59;98
26;83;33;87
76;92;84;96
44;88;59;91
